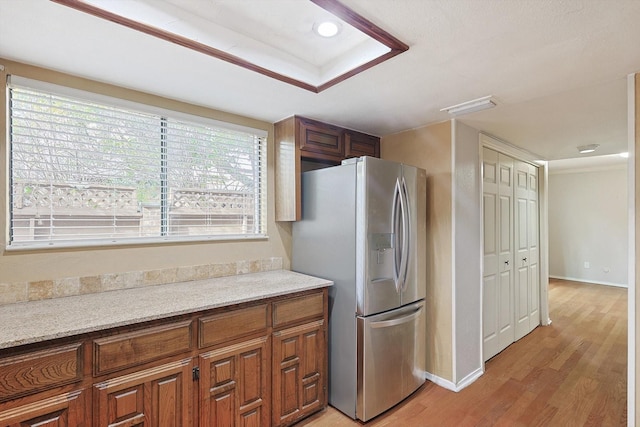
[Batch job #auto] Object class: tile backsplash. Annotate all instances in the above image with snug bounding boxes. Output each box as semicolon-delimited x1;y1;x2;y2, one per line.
0;257;284;306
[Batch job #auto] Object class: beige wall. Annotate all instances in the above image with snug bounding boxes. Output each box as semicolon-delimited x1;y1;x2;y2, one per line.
0;59;292;285
381;121;454;381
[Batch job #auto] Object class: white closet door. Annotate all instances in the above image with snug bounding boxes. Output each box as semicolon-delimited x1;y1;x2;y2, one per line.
527;167;540;331
482;149;515;361
497;154;515;351
514;161;540;340
482;148;500;360
484;149;540;359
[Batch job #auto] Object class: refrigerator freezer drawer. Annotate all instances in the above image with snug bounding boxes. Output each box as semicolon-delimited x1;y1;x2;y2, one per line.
356;301;426;421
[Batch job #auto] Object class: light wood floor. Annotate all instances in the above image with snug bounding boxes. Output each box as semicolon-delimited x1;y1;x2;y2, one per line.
297;279;627;426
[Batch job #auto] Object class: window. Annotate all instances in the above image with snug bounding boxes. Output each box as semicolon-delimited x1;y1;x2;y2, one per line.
8;76;267;249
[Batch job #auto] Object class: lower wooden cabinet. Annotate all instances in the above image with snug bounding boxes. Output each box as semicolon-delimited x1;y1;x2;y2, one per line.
0;389;88;427
199;336;269;427
0;288;328;427
272;319;326;427
93;358;193;427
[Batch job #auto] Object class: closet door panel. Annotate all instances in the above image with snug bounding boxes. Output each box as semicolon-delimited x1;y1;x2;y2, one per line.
482;275;498;348
496;154;514;352
483;149;516;361
527;167;540;331
482;148;500;360
498;269;513;337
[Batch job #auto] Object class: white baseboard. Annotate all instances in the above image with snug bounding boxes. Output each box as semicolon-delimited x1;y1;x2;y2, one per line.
549;275;628;288
424;367;483;392
424;372;457;391
456;367;484;390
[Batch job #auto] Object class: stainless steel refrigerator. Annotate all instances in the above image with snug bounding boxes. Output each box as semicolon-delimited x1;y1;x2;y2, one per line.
292;156;426;422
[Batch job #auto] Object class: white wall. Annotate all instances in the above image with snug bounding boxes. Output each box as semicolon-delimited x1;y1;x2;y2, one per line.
453;121;483;384
548;166;628;286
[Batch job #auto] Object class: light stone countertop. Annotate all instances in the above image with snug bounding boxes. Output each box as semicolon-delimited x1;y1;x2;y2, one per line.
0;270;332;350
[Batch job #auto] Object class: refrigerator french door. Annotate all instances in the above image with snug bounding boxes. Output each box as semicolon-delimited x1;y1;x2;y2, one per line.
292;156;426;422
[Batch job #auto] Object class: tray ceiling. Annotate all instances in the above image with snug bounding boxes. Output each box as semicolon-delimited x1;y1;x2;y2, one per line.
53;0;408;92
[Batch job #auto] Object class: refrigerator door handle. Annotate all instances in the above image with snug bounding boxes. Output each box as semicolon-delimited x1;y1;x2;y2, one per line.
369;305;423;329
392;178;402;291
398;177;411;292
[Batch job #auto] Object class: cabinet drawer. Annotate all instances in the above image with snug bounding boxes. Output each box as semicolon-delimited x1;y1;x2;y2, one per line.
273;292;324;328
199;304;268;349
93;320;192;376
0;343;83;402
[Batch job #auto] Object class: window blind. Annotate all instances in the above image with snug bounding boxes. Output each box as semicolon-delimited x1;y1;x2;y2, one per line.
8;76;267;249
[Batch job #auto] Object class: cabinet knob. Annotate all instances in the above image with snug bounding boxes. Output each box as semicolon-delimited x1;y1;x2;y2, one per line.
504;260;509;266
522;257;527;262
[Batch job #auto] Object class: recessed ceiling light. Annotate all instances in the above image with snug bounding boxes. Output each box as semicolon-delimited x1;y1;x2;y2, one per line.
577;144;599;154
314;21;341;38
619;152;629;158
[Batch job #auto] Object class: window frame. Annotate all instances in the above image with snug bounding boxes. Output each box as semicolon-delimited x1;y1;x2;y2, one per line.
6;75;268;251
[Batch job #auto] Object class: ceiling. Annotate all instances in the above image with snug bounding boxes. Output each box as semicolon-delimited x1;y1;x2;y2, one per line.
1;0;640;161
548;153;628;173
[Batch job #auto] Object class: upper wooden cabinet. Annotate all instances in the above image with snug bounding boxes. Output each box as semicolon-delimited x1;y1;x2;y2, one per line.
344;129;380;158
275;116;380;221
297;117;344;163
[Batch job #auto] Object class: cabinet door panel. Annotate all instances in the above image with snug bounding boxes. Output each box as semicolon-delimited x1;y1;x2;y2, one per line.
154;375;183;427
240;408;261;427
280;364;300;418
212;392;235;427
301;329;322;410
238;348;262;411
0;389;87;427
107;384;144;424
344;131;380;158
200;336;268;427
94;359;192;427
208;355;236;427
273;320;326;427
297;117;344;161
